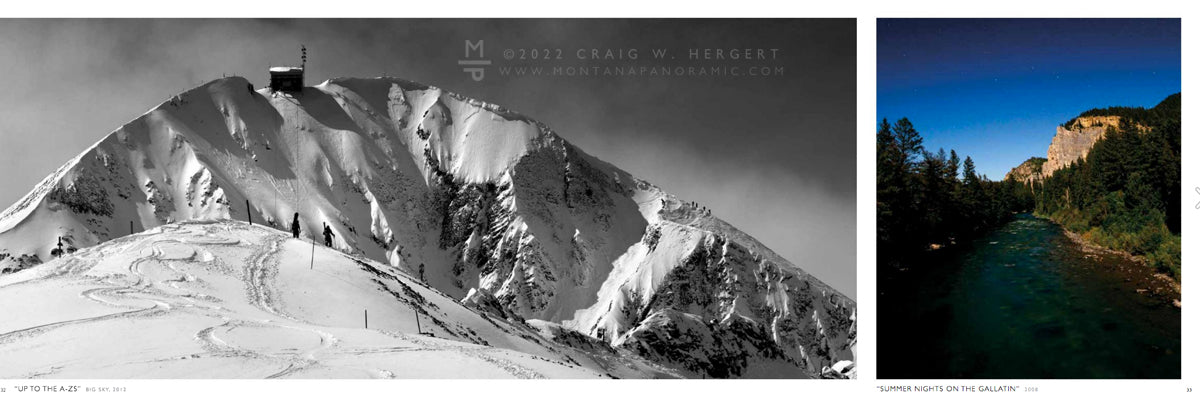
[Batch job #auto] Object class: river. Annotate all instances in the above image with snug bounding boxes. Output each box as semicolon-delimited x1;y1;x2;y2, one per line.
878;214;1181;379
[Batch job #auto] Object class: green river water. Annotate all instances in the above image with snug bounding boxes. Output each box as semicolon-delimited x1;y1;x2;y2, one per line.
879;214;1181;378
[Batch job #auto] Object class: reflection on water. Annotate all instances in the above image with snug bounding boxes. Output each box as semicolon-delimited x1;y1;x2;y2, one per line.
879;214;1181;379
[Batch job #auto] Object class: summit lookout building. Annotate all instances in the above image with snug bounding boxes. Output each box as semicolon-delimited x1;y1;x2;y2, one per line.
269;66;304;92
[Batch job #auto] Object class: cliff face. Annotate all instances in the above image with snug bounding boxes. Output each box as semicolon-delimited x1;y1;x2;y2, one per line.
1040;116;1122;177
1004;157;1046;185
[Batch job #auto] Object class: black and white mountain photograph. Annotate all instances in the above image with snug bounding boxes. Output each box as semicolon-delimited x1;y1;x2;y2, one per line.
0;19;856;379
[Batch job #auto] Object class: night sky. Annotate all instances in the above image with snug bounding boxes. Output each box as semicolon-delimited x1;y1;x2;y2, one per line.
878;18;1181;180
0;19;856;298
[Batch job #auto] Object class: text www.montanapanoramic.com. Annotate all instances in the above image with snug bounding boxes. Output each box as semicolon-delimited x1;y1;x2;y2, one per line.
498;64;786;78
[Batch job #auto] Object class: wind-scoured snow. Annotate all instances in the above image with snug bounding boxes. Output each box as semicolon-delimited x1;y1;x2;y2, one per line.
0;75;854;378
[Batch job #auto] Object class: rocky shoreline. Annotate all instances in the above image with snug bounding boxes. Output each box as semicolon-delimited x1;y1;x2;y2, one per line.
1054;221;1182;308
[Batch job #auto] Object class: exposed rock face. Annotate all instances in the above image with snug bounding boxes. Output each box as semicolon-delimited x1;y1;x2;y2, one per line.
567;201;856;378
1040;116;1121;177
1004;157;1046;185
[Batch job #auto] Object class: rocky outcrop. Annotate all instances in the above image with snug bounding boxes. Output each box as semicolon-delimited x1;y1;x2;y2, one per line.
1004;157;1046;185
1041;116;1122;177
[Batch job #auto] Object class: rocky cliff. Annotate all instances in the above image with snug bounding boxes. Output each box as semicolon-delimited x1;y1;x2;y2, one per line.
1040;116;1122;177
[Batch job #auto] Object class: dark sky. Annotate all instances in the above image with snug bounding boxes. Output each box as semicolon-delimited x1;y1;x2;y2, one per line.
0;19;856;298
878;18;1181;180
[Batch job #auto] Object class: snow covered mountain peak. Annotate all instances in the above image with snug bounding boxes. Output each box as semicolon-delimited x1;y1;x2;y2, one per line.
0;75;854;378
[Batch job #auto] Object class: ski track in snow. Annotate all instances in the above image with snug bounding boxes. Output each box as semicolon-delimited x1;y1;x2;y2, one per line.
0;245;170;345
2;223;571;379
0;304;167;345
209;225;531;379
217;225;550;379
243;232;290;319
380;330;547;379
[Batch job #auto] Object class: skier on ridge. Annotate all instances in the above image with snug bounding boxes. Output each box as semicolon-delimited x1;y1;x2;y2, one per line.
323;224;335;248
291;213;301;239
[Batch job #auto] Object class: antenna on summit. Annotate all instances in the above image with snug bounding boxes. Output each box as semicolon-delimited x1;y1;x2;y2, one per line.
301;45;307;70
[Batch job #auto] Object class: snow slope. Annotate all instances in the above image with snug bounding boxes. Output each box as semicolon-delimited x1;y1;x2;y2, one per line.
0;76;854;378
0;220;677;378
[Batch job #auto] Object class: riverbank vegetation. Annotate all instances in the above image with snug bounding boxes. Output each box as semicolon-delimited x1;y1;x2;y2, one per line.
1035;94;1181;280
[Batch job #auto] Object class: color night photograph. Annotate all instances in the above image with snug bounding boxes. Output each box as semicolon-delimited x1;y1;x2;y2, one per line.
876;18;1181;379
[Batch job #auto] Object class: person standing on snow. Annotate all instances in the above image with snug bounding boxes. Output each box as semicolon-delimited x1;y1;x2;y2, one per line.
323;224;335;247
291;213;301;239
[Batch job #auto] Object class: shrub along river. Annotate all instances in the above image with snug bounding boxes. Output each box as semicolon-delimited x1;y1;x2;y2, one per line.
879;214;1180;378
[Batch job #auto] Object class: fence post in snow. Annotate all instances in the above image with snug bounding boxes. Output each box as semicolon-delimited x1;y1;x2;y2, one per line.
415;309;421;335
246;200;252;225
364;309;368;329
